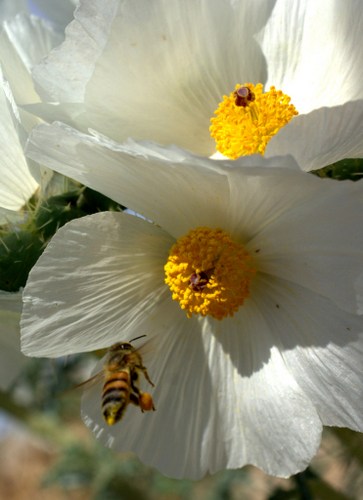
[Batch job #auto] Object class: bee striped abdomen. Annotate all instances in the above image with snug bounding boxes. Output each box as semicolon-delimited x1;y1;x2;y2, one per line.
102;371;130;426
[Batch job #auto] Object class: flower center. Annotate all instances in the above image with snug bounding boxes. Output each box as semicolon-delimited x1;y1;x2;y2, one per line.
164;227;256;320
210;83;298;159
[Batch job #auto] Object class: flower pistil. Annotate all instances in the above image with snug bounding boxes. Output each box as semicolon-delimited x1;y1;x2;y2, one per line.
164;227;256;320
210;83;298;159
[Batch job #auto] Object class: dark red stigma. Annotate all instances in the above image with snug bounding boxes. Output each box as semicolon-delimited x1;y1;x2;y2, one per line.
234;86;255;107
189;271;210;292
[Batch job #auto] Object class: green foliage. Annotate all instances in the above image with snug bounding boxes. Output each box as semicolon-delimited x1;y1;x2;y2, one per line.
312;158;363;181
34;187;124;240
0;187;124;293
0;229;44;291
33;191;88;240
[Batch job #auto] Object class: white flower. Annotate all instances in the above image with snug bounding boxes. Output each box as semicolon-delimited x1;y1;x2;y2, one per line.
22;125;363;479
0;7;75;223
29;0;363;171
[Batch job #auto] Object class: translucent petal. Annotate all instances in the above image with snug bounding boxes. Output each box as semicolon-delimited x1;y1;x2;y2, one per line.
258;0;363;111
0;14;62;106
252;275;363;431
26;123;363;313
25;123;230;236
266;101;363;171
32;0;274;154
247;176;363;313
32;0;121;102
0;74;38;213
82;308;322;479
82;0;272;155
21;211;175;357
25;122;301;239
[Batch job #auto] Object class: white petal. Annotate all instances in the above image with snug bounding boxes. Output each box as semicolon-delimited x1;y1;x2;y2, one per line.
25;123;232;236
258;0;363;111
0;292;28;390
26;123;363;313
26;122;301;239
82;310;322;479
0;14;62;106
266;101;363;171
252;275;363;431
249;177;363;314
32;0;120;102
32;0;275;154
21;211;175;357
0;74;38;213
82;0;273;155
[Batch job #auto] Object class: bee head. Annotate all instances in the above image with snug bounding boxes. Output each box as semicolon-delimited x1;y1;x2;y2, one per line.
109;342;133;352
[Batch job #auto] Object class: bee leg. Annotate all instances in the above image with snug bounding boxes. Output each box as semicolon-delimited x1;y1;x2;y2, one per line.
139;365;155;387
129;392;140;407
130;370;141;395
129;372;145;411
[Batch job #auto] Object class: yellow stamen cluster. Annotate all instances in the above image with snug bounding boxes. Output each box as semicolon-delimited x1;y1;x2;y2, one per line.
210;83;298;159
164;227;256;320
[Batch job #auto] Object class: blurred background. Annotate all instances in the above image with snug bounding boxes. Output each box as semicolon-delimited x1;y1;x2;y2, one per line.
1;352;363;500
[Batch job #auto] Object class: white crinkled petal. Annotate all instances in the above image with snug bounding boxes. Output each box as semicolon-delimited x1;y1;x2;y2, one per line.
32;0;274;154
258;0;363;111
26;123;230;236
82;0;271;155
32;0;120;102
21;211;175;357
245;175;363;314
25;122;363;313
266;101;363;171
25;122;300;239
252;275;363;431
82;309;322;479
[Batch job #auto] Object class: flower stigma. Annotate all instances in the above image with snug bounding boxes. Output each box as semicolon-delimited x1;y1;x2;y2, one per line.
210;83;298;159
164;227;256;320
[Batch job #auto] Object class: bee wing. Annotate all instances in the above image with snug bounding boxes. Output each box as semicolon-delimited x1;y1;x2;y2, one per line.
133;336;157;358
71;370;104;392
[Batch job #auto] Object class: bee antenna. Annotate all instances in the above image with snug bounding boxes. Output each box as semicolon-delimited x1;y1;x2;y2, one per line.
129;334;147;343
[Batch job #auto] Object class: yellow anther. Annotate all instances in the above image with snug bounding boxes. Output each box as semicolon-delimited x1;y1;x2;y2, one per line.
210;83;298;159
164;227;256;320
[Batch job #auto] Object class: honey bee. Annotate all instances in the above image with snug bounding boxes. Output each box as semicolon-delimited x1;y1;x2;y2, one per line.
80;335;156;426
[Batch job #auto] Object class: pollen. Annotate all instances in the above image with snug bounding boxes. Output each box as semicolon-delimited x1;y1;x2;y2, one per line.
164;227;256;320
210;83;298;159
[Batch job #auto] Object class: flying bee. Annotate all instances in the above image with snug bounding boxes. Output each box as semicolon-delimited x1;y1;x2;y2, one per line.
78;335;156;426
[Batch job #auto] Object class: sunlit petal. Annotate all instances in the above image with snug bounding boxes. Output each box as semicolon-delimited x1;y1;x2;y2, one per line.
21;211;175;357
